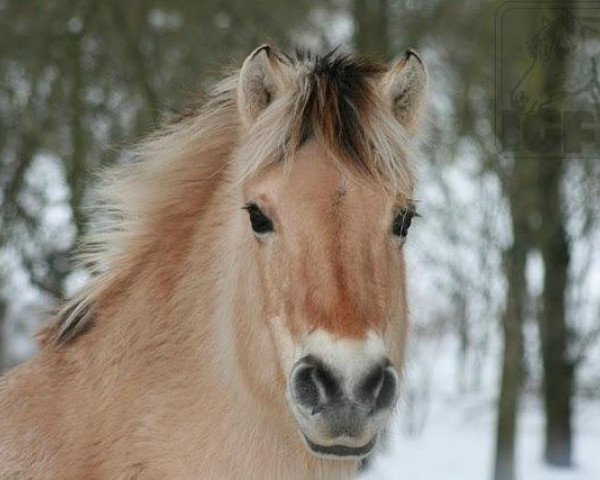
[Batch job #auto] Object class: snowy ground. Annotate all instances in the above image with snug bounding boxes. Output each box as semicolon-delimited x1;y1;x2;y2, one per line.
361;395;600;480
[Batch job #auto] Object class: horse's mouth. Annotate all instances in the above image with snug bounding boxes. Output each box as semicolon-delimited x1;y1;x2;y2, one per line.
303;435;377;459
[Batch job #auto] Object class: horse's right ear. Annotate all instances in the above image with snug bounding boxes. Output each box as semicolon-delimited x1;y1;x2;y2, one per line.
238;45;292;126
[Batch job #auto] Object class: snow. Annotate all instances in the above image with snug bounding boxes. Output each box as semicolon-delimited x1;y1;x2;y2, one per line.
362;396;600;480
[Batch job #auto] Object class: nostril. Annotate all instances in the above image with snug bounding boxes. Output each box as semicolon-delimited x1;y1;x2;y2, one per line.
293;365;320;410
356;363;398;413
357;365;385;404
291;357;339;411
311;362;338;399
374;367;398;412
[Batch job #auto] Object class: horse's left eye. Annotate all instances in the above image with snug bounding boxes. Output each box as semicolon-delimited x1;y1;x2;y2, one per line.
245;203;274;234
392;209;414;238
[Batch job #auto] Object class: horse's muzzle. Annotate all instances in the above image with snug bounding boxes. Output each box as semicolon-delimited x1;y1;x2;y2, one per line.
288;353;399;459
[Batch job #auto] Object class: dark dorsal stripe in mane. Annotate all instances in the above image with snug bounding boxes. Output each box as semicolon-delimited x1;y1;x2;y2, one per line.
44;296;95;346
234;48;413;190
294;50;386;168
57;298;95;343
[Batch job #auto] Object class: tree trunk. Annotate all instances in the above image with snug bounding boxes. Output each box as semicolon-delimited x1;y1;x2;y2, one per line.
494;242;525;480
352;0;390;60
494;158;536;480
537;157;573;466
534;8;573;466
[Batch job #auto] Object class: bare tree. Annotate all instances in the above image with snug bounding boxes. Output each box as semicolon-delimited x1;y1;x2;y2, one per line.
536;157;573;466
494;158;536;480
533;11;574;465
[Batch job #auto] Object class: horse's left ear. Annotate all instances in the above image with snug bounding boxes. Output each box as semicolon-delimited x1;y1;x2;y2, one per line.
382;50;428;133
238;45;292;126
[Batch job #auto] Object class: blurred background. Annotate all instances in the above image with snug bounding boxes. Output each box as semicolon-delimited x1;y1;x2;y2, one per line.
0;1;599;479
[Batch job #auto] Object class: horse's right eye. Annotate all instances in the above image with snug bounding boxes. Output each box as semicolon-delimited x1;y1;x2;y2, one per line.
244;203;274;234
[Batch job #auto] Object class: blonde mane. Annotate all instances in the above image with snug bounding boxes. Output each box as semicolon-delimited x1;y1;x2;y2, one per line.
49;49;417;345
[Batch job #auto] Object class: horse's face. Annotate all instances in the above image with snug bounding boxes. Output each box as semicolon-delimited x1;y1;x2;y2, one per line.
233;46;427;459
241;142;412;458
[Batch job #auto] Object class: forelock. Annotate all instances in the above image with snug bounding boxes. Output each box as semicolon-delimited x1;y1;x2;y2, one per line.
235;49;417;196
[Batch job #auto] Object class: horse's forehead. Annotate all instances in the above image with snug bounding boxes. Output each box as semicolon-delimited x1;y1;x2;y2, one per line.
245;141;388;212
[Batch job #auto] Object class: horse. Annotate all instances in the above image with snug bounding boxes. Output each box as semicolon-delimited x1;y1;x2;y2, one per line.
0;46;427;479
